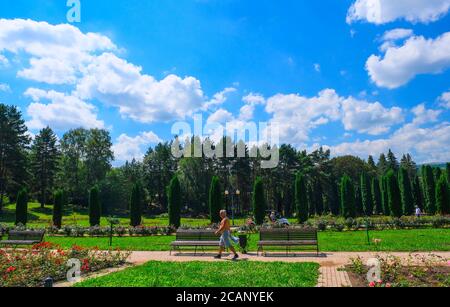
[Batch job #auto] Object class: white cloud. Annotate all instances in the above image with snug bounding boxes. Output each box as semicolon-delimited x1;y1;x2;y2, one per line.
207;108;234;124
382;28;414;41
341;97;403;135
367;32;450;88
238;93;266;121
329;104;449;163
438;91;450;108
202;87;236;110
0;83;10;92
347;0;450;24
0;54;8;66
314;63;321;72
113;131;162;163
24;88;105;131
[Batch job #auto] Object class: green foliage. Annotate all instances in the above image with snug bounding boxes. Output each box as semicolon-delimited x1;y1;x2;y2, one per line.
130;182;143;227
386;170;402;218
371;177;382;215
31;127;59;208
209;176;223;224
15;188;28;225
381;176;390;216
399;168;414;215
53;190;64;228
252;177;266;225
340;175;356;218
422;165;436;214
412;175;423;210
167;176;181;228
295;172;308;223
89;186;101;226
435;175;449;215
360;173;373;215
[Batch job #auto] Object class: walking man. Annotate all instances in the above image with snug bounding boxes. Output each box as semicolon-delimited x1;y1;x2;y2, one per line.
215;210;239;260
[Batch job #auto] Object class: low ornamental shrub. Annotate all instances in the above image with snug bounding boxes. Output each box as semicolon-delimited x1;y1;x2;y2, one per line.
0;242;130;287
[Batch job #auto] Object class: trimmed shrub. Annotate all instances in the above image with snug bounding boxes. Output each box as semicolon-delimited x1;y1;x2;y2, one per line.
295;172;308;223
130;182;143;227
89;186;101;227
209;176;223;224
53;190;63;229
15;188;28;226
253;177;266;225
386;170;402;217
340;175;356;218
436;174;450;215
167;176;181;228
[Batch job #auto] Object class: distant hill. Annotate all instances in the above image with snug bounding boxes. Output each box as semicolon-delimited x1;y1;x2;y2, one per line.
417;163;448;169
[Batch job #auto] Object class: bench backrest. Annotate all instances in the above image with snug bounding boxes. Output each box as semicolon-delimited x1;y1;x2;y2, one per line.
260;228;317;241
8;230;45;242
176;230;219;241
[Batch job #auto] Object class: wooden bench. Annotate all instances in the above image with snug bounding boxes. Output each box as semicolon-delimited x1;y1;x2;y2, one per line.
0;230;45;247
257;228;319;256
170;230;220;255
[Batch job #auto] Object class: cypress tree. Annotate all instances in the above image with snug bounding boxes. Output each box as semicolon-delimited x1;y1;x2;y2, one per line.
360;173;373;215
253;177;266;225
355;185;363;216
307;183;315;216
295;172;308;223
446;163;450;183
434;167;442;182
130;182;143;227
168;176;181;228
89;186;101;226
314;180;324;215
436;174;450;215
386;170;402;217
15;188;28;225
399;167;414;215
412;175;423;210
423;165;436;214
209;176;223;224
340;175;356;218
381;176;390;216
53;189;63;228
372;177;382;215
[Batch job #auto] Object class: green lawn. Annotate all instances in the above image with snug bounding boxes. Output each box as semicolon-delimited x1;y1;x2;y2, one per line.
75;261;319;287
46;228;450;252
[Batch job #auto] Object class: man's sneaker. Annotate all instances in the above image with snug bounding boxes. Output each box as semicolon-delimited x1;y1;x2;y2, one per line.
232;254;239;261
214;255;222;259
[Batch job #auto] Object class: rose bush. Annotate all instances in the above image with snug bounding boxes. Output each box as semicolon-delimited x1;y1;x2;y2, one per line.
0;242;130;287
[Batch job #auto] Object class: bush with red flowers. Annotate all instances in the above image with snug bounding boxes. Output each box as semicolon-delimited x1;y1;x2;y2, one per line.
0;242;130;287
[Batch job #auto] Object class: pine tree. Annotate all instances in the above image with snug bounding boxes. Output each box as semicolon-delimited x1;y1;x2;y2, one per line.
386;170;402;217
371;177;382;215
53;190;63;229
423;165;436;214
340;175;356;218
31;127;59;208
377;153;388;176
209;176;223;224
400;154;417;179
130;182;143;227
435;174;449;215
387;149;399;172
253;177;266;225
168;176;181;228
360;172;373;215
0;104;30;213
295;172;308;223
399;168;414;215
89;186;101;226
15;188;28;225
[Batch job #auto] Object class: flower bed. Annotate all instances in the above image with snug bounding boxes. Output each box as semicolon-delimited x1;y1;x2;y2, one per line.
0;242;130;287
345;253;450;287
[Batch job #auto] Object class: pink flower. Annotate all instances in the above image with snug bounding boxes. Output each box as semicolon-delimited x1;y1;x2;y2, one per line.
6;266;16;273
447;260;450;267
385;283;392;288
377;279;383;284
369;281;376;288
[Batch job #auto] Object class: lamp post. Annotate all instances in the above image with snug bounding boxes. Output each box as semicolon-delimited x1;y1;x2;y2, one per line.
225;189;240;226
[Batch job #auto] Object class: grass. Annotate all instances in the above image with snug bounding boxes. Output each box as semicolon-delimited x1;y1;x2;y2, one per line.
75;261;320;287
45;228;450;252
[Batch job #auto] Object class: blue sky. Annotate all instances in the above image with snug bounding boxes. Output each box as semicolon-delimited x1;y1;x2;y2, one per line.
0;0;449;164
